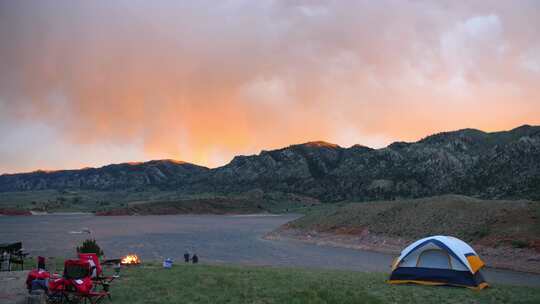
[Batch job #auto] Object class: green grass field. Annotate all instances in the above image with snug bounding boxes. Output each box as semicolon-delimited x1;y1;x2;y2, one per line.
19;257;540;303
105;263;540;304
0;189;183;212
0;189;316;214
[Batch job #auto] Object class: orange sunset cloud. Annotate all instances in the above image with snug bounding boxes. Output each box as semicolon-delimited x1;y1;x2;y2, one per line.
0;1;539;173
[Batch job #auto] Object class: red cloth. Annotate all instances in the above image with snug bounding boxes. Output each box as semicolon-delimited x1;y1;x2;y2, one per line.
49;277;93;294
78;253;102;277
64;258;90;268
51;259;94;295
71;277;93;294
45;258;102;296
48;277;66;292
26;269;50;290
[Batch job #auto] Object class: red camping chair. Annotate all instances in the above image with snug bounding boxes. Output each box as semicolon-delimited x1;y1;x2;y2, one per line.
48;259;110;304
78;253;102;276
78;253;116;287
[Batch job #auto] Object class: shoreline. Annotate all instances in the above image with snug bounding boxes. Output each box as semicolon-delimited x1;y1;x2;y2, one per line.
30;211;94;216
0;209;285;217
0;208;94;216
264;227;540;275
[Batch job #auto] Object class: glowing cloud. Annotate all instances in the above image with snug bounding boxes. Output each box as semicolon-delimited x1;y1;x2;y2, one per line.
0;1;539;173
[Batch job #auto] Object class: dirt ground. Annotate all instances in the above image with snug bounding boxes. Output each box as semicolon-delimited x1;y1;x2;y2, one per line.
0;271;28;304
265;227;540;274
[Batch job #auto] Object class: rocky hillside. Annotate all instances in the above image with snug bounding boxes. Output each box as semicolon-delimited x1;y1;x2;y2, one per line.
285;195;540;245
1;125;539;201
0;159;209;191
202;125;540;201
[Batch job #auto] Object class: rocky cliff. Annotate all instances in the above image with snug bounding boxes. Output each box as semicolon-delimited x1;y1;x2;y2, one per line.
1;125;539;201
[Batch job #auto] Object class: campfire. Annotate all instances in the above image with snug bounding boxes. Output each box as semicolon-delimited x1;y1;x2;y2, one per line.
121;254;141;265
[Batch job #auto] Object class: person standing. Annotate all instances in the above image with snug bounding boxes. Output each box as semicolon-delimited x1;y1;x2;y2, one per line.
192;254;198;264
184;251;190;263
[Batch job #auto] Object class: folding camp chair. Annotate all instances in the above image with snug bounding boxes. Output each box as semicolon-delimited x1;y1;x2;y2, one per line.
48;259;110;304
0;242;28;271
78;253;116;291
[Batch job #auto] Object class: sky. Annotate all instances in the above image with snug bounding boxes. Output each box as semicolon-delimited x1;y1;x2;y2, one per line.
0;0;539;174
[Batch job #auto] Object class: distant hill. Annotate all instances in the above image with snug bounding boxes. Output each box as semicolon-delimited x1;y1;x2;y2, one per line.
1;125;540;201
0;159;209;191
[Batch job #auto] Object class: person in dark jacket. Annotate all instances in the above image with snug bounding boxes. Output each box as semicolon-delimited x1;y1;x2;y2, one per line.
184;251;190;263
192;254;198;264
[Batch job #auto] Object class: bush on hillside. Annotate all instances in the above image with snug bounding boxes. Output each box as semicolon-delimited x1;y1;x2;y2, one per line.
511;240;529;249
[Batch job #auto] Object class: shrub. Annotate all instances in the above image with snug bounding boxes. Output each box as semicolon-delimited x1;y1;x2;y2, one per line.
76;239;104;257
511;240;529;249
474;226;490;238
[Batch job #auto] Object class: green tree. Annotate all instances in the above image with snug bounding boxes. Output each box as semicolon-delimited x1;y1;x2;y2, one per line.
76;239;104;258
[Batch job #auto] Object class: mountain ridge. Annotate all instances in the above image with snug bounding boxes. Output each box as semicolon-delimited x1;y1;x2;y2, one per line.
0;159;209;177
1;124;539;201
3;124;536;176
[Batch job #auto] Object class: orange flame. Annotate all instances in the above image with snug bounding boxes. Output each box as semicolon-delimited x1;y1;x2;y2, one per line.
121;254;141;265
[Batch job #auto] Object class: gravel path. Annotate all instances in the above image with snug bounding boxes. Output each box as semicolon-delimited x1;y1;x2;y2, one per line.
0;271;28;304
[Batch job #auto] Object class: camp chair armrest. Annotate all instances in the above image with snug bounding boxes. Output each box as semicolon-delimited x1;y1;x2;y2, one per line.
94;275;116;283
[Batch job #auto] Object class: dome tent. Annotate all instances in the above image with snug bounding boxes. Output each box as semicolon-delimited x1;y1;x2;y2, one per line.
388;235;488;290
